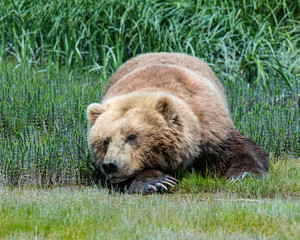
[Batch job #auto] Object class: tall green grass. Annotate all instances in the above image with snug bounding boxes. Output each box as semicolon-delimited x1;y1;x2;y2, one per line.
0;62;298;186
0;0;299;88
0;0;299;186
0;63;100;186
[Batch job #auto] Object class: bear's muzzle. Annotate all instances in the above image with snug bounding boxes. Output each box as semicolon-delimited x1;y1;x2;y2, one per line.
102;158;119;174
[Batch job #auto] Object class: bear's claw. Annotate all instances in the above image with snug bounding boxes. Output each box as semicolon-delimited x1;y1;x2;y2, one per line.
155;182;168;191
229;172;252;182
147;184;158;192
161;177;179;187
161;180;175;187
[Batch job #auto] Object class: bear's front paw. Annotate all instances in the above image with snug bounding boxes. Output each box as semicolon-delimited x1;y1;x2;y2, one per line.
127;172;179;194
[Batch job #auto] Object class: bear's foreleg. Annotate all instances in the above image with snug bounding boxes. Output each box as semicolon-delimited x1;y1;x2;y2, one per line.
127;170;178;194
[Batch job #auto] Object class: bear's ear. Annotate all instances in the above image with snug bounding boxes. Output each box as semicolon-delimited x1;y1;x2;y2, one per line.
154;95;176;120
86;103;106;124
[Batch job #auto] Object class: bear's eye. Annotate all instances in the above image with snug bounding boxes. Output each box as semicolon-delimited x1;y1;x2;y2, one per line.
103;139;109;148
125;134;137;144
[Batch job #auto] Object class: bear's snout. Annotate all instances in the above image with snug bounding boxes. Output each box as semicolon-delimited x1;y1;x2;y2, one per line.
102;158;119;174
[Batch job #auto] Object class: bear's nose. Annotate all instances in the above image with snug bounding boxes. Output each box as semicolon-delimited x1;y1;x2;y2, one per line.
102;158;119;174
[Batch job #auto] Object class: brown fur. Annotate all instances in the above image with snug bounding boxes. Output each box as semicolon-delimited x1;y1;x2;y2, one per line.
87;53;269;193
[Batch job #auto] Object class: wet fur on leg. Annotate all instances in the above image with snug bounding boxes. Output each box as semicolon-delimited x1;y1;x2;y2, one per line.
99;170;178;194
193;130;269;178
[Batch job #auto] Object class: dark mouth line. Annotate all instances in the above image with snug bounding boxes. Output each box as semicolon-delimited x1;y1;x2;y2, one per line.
109;176;129;184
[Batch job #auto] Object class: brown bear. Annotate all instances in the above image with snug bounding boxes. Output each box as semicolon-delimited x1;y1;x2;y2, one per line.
86;53;269;194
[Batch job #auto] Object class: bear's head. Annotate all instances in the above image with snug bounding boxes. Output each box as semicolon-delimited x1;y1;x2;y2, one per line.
86;93;188;185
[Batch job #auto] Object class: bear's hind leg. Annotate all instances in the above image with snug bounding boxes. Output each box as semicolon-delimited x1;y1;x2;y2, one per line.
225;131;269;179
127;170;178;194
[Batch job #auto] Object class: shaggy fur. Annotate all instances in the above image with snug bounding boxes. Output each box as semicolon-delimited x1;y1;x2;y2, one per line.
87;53;269;194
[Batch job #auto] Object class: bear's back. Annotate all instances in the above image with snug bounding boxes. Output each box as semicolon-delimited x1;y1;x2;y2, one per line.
102;53;226;102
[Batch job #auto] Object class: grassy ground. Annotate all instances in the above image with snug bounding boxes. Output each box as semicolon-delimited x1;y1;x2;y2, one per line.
0;0;299;239
1;185;299;239
0;158;299;239
178;157;300;198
